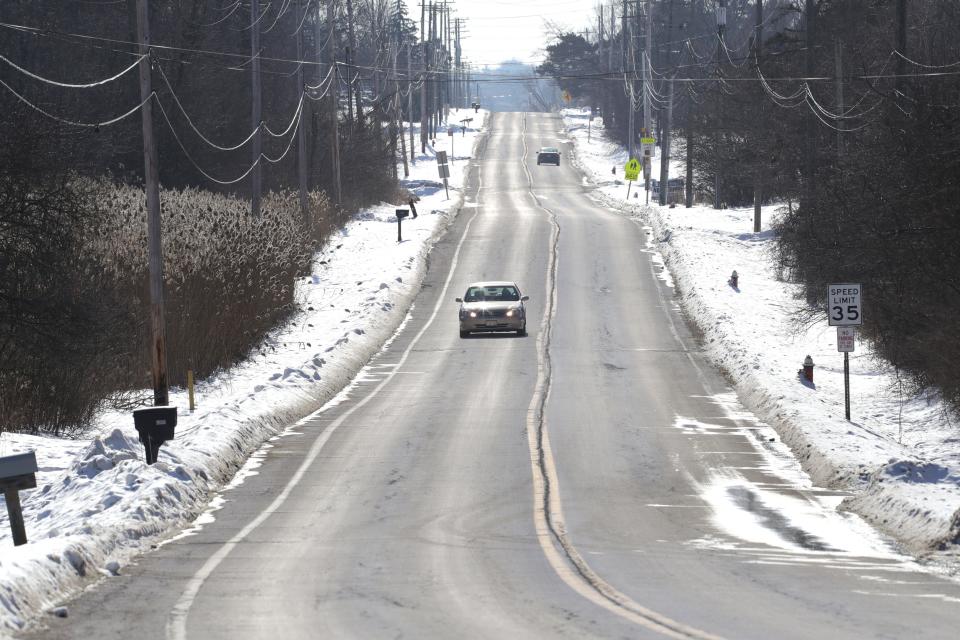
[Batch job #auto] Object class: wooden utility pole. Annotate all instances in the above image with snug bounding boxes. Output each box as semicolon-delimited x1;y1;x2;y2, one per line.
135;0;169;406
408;44;415;162
715;0;726;210
625;0;635;161
685;0;695;208
835;38;843;157
251;0;263;218
430;2;437;138
753;0;763;232
420;0;428;151
327;0;342;203
803;0;816;209
347;0;363;130
296;0;309;225
659;79;673;205
394;0;408;177
895;0;907;97
609;5;615;126
642;0;652;198
345;0;355;131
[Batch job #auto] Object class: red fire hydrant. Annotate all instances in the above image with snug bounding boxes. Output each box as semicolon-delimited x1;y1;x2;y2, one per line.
730;270;739;288
802;355;814;383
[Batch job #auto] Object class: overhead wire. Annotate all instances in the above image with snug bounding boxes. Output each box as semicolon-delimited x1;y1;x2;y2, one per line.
0;52;146;89
0;76;151;127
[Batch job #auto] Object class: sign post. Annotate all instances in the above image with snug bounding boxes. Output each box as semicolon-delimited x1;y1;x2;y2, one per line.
624;158;641;199
436;151;450;199
641;136;655;205
829;284;863;422
837;327;855;420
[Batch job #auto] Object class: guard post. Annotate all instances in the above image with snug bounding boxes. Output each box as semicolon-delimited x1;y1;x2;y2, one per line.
396;209;409;242
1;451;38;546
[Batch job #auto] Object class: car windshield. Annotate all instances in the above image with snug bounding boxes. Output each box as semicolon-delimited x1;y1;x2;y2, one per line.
540;148;558;154
464;286;520;302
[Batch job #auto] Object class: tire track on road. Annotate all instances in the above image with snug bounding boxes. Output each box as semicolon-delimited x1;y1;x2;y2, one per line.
519;112;725;640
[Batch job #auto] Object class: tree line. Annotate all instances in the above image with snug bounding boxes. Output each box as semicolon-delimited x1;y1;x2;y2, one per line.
0;0;464;434
538;0;960;411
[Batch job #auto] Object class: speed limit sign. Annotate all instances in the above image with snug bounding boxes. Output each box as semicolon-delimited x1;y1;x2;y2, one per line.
828;283;862;326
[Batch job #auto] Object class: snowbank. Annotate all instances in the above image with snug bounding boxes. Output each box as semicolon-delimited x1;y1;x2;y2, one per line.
560;107;960;555
0;109;489;633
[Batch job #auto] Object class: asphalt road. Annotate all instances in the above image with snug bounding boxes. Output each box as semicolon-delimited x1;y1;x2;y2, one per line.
27;112;960;640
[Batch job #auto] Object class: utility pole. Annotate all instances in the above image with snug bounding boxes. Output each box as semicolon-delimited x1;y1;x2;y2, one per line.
408;43;415;162
715;0;726;210
896;0;907;96
609;5;615;126
394;0;408;177
430;2;438;137
345;0;356;131
753;0;763;232
250;0;263;218
803;0;816;210
296;0;309;225
625;0;635;161
658;79;673;206
658;0;677;205
327;0;342;204
420;1;428;151
642;0;652;199
685;0;695;208
135;0;169;406
835;38;843;157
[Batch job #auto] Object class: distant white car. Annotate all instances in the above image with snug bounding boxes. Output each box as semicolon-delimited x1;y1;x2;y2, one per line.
456;281;529;337
536;147;561;166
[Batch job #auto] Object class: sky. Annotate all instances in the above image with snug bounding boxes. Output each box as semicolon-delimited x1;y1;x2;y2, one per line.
403;0;600;69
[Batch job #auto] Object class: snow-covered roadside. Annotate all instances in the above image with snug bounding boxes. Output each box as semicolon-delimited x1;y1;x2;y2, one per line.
559;107;960;557
0;109;488;633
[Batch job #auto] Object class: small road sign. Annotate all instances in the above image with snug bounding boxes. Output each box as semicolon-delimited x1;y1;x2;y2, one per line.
828;283;863;326
641;137;656;157
837;327;855;352
436;151;450;199
624;158;641;181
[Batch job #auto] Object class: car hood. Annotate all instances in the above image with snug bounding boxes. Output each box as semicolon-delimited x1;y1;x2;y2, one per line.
460;301;522;312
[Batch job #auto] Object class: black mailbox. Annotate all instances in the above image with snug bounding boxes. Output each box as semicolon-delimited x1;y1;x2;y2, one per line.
395;209;410;243
132;406;177;465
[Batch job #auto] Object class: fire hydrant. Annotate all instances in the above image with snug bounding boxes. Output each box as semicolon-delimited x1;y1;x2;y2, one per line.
612;166;616;175
730;270;739;288
802;355;814;383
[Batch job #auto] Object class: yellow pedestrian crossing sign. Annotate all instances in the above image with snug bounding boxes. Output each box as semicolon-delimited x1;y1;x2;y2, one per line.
624;158;641;181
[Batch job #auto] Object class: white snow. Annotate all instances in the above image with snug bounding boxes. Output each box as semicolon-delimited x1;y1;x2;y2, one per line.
560;107;960;557
0;109;488;633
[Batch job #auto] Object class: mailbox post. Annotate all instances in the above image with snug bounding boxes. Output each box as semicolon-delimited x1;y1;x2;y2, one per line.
1;451;38;546
133;406;177;464
395;209;409;242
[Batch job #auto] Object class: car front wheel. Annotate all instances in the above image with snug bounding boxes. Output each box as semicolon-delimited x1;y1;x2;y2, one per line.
460;329;469;338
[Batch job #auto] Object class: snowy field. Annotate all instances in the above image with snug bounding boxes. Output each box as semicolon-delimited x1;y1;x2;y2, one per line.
0;109;488;633
560;107;960;560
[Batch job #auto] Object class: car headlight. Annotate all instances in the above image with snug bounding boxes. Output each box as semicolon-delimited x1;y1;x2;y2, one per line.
469;311;478;318
506;307;522;317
